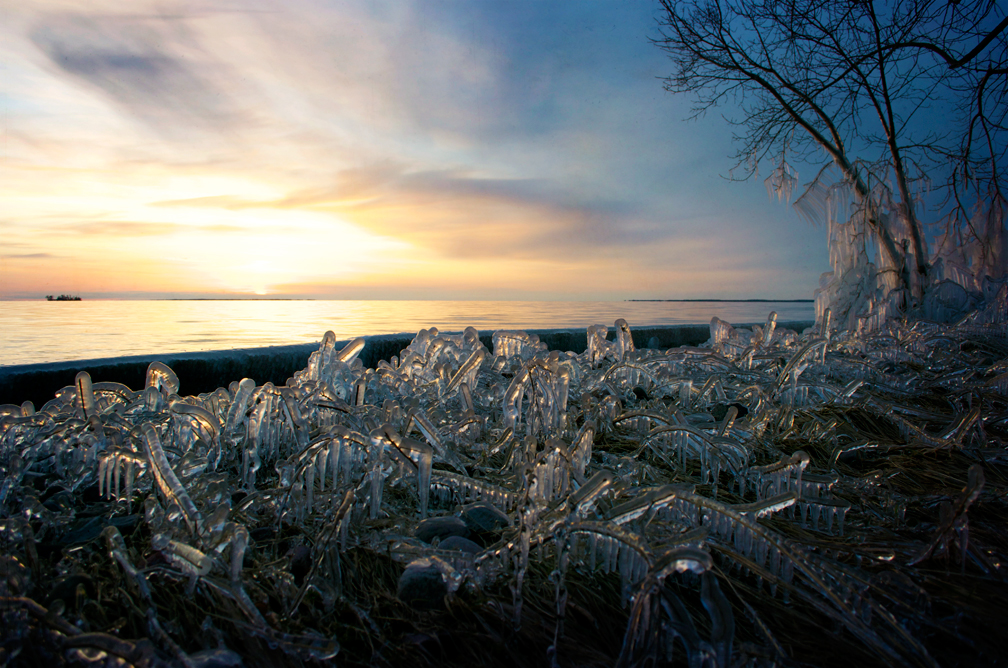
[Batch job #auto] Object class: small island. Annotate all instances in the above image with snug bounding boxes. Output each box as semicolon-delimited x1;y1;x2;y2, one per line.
45;294;82;301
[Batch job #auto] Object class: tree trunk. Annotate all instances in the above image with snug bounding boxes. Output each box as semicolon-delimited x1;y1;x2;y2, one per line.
890;149;930;301
832;154;914;297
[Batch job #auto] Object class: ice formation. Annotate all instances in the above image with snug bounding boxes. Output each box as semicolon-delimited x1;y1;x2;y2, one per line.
789;163;1008;335
1;313;1006;666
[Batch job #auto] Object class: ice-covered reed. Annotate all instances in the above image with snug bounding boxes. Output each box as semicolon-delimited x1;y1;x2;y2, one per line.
1;307;1007;667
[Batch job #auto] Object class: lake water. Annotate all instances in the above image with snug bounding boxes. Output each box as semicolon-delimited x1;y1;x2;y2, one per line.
0;300;814;366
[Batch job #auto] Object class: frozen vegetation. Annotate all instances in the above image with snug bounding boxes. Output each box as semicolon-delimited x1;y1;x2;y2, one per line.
2;306;1008;667
768;161;1008;337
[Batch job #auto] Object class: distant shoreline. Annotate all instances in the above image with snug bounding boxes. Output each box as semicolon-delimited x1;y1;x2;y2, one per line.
627;298;814;303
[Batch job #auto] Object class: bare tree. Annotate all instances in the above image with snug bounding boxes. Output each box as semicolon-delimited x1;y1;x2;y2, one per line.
654;0;1007;328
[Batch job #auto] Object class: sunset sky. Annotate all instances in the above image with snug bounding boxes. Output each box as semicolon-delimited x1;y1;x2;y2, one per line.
0;0;827;300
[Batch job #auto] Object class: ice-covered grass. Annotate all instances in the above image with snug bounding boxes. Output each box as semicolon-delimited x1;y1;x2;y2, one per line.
1;310;1007;667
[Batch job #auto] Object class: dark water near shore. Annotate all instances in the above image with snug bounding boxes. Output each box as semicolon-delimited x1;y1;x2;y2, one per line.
0;299;813;366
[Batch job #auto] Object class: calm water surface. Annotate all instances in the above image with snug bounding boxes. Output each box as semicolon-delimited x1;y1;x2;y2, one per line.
0;300;814;366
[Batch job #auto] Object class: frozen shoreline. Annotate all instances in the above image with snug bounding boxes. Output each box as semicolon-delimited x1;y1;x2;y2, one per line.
0;314;1004;667
0;321;814;407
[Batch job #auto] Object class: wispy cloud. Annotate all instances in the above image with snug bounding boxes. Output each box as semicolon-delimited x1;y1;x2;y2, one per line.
1;0;828;300
149;163;668;261
150;195;256;210
30;13;244;139
0;252;57;259
61;220;246;237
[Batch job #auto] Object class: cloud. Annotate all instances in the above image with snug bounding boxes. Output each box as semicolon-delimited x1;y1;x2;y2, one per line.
149;162;671;261
150;195;256;210
30;13;243;138
27;2;528;149
5;1;830;300
0;252;56;259
60;220;246;236
228;2;554;144
309;167;681;260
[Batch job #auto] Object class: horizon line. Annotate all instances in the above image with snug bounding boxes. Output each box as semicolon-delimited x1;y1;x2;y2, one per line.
3;296;816;302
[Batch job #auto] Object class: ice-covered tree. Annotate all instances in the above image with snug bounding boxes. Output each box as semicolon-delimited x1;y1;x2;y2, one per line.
654;0;1007;330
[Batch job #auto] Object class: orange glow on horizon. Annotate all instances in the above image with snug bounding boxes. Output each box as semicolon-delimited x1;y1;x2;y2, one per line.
0;0;826;301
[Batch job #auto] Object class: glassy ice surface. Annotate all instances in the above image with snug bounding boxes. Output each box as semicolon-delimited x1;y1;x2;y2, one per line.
0;300;813;365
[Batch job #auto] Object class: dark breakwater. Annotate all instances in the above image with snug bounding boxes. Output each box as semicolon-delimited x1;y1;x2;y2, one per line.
1;323;803;409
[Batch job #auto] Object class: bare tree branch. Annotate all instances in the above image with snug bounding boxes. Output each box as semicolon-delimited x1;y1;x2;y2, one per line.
653;0;1006;318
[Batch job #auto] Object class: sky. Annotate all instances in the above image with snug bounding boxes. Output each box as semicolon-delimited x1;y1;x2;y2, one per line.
0;0;828;300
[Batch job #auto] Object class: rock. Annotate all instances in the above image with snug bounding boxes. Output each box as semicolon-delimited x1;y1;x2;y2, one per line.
711;402;748;421
461;502;509;535
415;516;469;543
285;544;312;585
397;561;446;610
437;535;483;554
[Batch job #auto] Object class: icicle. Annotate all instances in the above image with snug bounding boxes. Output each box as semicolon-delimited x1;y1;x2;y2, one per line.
709;317;735;349
679;379;692;408
407;410;466;474
567;470;613;517
367;428;386;520
586;325;610;369
141;425;204;537
382;424;433;517
765;157;797;203
701;572;735;668
717;405;737;437
502;366;529;432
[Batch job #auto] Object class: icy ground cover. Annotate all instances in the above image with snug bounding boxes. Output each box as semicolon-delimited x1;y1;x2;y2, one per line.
2;306;1008;667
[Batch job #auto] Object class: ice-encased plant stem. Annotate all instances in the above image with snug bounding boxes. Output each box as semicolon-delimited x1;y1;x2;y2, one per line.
141;424;204;536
